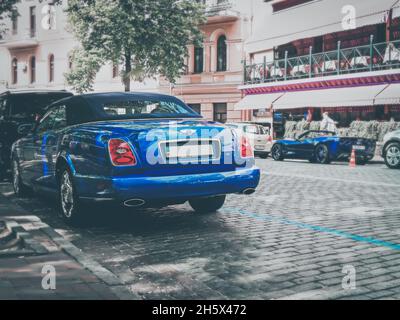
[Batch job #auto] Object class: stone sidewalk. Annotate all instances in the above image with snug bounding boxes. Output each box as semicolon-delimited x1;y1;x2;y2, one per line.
0;192;133;300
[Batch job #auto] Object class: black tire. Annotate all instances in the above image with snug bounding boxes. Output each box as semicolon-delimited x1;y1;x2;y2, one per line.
384;142;400;169
271;144;284;161
314;144;331;164
356;158;367;165
11;159;29;196
189;195;226;214
59;167;86;226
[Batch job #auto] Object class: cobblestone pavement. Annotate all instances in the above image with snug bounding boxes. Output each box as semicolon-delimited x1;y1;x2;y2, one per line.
1;158;400;300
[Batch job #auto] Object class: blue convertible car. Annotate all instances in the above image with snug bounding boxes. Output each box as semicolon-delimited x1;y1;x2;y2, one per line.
271;130;376;164
11;92;260;225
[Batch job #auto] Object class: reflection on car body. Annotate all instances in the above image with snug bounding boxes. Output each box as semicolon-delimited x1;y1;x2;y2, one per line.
11;92;260;225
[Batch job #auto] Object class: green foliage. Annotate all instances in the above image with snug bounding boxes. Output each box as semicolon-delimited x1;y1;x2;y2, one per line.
66;0;206;92
64;48;103;93
0;0;18;35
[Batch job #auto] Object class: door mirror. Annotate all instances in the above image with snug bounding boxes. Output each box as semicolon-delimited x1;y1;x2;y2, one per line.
17;123;35;136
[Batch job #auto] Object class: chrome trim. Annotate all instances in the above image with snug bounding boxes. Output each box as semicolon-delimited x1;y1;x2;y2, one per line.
124;199;146;207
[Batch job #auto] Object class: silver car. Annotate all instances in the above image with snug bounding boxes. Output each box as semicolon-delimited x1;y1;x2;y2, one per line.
226;122;273;159
382;129;400;169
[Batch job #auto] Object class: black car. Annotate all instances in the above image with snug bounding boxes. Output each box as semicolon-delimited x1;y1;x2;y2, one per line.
0;90;73;178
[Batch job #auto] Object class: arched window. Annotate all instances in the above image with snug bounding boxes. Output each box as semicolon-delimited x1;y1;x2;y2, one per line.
30;56;36;84
68;53;73;70
48;54;54;82
217;35;227;72
11;58;18;84
112;63;119;78
194;47;204;74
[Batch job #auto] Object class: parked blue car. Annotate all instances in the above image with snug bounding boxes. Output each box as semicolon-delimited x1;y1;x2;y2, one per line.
11;92;260;225
271;130;376;164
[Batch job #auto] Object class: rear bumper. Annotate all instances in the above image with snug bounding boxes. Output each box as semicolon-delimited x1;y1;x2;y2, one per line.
74;166;260;204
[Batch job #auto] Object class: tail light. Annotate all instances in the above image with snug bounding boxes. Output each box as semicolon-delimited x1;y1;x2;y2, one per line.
267;135;273;143
241;136;253;158
108;138;137;166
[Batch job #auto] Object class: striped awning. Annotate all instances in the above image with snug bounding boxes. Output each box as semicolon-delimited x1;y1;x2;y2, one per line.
272;85;389;110
374;83;400;105
235;92;283;110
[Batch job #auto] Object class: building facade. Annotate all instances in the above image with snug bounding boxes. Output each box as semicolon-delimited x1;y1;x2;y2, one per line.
160;0;259;123
237;0;400;132
0;0;159;93
0;0;261;123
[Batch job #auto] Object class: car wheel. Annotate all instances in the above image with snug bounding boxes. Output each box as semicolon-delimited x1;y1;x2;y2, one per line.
189;195;226;214
271;144;284;161
315;144;331;164
384;142;400;169
12;159;28;196
59;168;86;226
356;158;367;165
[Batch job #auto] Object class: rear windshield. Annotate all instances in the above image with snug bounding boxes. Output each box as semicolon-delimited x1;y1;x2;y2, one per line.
94;98;200;120
10;93;71;120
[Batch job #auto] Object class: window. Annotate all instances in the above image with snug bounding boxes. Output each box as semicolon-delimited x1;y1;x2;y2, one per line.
11;58;18;84
10;93;71;121
0;98;5;119
68;53;73;70
37;105;67;133
217;35;227;72
29;6;36;38
30;56;36;84
48;54;54;82
11;11;18;35
194;47;204;74
213;103;227;123
244;125;259;134
188;104;201;115
112;64;119;78
101;100;195;119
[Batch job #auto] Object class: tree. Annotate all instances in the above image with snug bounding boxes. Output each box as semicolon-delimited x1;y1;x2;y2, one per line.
0;0;18;35
66;0;206;93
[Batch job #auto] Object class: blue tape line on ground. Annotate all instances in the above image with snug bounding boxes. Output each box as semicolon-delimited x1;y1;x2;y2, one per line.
222;208;400;251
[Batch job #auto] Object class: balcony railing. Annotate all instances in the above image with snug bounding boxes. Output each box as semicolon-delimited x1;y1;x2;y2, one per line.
205;0;233;16
244;37;400;85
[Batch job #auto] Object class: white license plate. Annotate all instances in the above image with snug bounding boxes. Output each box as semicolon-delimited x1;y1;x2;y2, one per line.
353;145;366;151
166;144;214;158
255;145;265;150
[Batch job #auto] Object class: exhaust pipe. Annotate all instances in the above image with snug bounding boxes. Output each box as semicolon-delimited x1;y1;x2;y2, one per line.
124;199;146;208
241;188;256;195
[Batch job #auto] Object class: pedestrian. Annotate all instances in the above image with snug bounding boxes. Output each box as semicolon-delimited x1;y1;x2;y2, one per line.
320;112;337;133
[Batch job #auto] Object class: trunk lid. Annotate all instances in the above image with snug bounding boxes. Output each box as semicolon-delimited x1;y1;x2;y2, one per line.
83;119;246;176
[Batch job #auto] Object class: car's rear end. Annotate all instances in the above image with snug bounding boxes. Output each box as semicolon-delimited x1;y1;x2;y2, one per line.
71;94;260;209
337;137;376;163
226;123;273;158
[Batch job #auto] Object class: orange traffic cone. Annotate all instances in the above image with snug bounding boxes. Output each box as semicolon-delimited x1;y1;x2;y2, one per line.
349;149;356;168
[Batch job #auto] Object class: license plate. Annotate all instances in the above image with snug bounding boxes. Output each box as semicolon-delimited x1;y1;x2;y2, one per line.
166;144;214;158
255;145;265;150
353;145;366;151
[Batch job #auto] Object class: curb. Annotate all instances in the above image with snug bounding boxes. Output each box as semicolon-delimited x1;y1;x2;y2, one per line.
1;216;140;300
40;226;141;300
0;220;49;257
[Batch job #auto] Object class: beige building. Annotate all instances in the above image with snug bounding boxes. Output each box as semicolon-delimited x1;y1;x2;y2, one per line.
0;0;263;123
0;0;159;93
160;0;260;123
